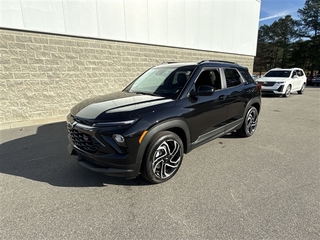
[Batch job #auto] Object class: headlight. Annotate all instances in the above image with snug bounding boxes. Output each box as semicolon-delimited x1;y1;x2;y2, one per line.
277;82;284;84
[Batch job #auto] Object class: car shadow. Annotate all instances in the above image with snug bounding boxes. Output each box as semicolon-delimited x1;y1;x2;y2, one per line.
220;131;241;139
0;122;150;187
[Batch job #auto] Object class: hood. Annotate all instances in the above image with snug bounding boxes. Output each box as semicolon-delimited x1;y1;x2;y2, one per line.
70;91;174;122
258;76;289;82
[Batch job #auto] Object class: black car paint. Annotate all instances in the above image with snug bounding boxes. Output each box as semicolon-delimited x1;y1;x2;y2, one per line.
67;61;261;178
70;92;174;122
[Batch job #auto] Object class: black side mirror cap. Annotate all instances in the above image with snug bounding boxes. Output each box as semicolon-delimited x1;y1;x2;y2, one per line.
190;85;215;97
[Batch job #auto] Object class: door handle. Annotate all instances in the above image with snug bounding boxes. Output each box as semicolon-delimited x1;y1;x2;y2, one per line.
219;95;226;100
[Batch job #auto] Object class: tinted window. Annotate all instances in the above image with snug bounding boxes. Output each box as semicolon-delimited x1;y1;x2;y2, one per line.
195;69;222;90
224;68;242;88
292;70;298;77
297;70;304;76
239;69;254;83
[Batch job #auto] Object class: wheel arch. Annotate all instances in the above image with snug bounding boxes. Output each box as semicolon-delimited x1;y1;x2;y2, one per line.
166;127;188;153
136;119;191;168
244;97;261;117
251;102;261;114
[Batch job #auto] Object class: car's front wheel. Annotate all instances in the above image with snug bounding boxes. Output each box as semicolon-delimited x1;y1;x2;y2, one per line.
237;106;259;137
297;83;306;94
141;131;183;184
283;85;291;97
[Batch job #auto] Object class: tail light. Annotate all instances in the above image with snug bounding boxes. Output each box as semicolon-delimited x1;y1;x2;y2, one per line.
257;84;262;90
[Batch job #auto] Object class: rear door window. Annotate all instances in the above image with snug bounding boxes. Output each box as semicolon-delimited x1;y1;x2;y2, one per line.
224;68;242;88
239;69;254;83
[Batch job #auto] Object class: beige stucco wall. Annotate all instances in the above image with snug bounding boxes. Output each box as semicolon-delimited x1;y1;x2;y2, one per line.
0;29;254;130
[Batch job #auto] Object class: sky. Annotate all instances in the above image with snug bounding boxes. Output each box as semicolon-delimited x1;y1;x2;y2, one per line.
259;0;307;26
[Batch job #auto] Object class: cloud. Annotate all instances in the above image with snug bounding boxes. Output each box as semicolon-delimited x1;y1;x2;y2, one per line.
260;10;297;22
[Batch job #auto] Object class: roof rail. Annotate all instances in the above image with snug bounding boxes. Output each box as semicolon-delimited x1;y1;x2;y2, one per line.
198;60;237;64
160;62;177;64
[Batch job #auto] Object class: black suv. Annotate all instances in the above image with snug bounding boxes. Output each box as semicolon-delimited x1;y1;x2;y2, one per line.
67;60;261;183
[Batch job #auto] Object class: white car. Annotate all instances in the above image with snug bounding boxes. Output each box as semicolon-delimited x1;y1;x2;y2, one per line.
256;68;307;97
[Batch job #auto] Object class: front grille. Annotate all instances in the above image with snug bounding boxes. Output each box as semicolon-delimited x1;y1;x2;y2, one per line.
69;129;100;153
258;81;275;86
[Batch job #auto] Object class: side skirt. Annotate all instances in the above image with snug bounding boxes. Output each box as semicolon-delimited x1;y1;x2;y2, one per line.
225;118;243;134
191;125;225;149
190;118;243;150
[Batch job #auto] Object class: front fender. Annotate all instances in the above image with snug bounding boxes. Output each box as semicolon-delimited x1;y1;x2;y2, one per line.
135;119;191;165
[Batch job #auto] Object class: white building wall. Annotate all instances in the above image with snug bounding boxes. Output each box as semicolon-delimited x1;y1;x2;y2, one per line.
0;0;261;56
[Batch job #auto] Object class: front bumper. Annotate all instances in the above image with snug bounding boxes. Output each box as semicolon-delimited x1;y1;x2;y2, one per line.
261;88;284;95
68;144;141;178
260;85;286;95
67;121;143;178
256;81;286;95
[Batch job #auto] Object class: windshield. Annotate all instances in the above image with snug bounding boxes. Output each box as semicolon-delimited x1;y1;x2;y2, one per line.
265;70;291;78
124;66;195;98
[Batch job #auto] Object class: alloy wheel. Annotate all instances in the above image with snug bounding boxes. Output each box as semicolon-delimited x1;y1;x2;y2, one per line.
246;107;258;135
298;83;305;94
152;139;182;179
284;85;291;97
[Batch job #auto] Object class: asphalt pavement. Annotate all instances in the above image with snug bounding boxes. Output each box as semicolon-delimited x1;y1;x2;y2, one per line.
1;86;319;239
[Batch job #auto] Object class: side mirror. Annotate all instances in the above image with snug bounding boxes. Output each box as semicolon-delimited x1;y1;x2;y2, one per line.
190;85;215;97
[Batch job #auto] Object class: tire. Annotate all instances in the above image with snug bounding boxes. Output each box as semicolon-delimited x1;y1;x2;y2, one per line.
141;131;183;184
283;85;291;97
297;83;306;94
237;106;259;137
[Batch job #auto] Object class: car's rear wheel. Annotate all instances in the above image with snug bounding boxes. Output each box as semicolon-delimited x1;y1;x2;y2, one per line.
283;85;291;97
237;106;258;137
141;131;183;184
297;83;306;94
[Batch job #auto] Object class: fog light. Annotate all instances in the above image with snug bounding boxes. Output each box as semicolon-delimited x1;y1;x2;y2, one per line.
113;134;125;143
